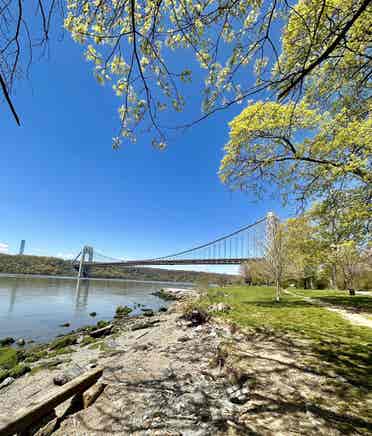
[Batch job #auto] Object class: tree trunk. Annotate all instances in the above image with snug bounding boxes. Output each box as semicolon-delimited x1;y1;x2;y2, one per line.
330;264;338;289
276;280;280;302
309;277;314;289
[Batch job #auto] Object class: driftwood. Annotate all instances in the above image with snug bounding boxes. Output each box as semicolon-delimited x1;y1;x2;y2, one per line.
89;325;113;338
82;382;106;409
0;367;103;436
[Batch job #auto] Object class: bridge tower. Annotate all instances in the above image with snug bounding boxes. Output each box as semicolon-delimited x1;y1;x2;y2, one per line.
77;245;94;281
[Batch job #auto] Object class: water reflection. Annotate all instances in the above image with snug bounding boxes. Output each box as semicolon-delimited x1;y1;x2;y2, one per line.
8;280;18;314
0;275;191;343
75;280;90;313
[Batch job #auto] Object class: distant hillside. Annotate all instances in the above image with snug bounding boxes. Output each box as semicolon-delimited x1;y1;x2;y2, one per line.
0;253;239;284
0;253;74;276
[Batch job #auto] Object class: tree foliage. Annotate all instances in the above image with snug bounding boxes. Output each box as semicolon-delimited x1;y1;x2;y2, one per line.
220;0;371;207
63;0;369;151
1;0;370;158
220;100;371;204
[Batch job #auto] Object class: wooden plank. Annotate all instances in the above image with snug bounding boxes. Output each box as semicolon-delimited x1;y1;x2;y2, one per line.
0;367;103;436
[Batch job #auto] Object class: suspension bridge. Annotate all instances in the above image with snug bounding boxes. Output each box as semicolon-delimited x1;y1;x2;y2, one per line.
73;212;278;279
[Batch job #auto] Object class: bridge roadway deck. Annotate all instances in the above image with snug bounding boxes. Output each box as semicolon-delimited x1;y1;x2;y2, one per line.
78;258;260;267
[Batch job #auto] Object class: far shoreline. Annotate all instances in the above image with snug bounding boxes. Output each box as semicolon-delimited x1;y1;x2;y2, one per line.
0;272;194;287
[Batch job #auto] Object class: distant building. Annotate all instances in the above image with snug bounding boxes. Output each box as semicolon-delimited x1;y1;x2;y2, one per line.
19;240;26;255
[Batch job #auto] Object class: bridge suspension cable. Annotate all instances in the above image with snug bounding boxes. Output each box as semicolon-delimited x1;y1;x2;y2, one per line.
152;217;266;261
72;214;270;267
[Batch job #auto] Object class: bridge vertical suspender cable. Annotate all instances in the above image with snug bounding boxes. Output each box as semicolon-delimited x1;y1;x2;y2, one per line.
72;214;273;268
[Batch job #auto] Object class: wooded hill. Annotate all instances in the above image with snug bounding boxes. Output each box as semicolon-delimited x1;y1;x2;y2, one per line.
0;253;238;284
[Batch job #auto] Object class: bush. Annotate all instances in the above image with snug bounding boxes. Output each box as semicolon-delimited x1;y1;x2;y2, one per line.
50;335;77;350
24;349;48;363
9;364;30;378
152;289;177;301
181;304;209;326
0;369;9;383
0;347;17;369
115;305;133;316
0;337;15;347
97;320;110;329
81;336;96;346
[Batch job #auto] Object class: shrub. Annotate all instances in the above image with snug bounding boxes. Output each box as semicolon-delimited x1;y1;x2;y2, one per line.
0;347;17;369
152;289;177;301
115;305;133;316
50;335;77;350
9;364;30;378
97;320;110;329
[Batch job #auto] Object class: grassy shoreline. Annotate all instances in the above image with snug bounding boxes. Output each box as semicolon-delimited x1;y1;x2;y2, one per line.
193;286;372;424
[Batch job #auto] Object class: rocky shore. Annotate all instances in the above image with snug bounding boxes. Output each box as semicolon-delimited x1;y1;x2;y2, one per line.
1;286;366;435
0;287;247;435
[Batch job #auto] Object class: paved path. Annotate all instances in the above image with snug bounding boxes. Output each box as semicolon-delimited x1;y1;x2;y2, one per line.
285;289;372;329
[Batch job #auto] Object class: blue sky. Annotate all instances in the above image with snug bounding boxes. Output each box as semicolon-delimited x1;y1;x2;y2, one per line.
0;32;290;273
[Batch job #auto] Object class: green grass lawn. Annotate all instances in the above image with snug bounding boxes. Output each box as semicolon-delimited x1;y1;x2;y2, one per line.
198;286;372;390
288;288;372;314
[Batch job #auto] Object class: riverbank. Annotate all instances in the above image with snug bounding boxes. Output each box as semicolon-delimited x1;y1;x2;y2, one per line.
0;276;196;344
0;253;238;284
1;286;371;435
0;273;193;286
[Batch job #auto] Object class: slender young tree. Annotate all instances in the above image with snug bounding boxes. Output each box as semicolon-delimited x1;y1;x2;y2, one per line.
264;212;285;302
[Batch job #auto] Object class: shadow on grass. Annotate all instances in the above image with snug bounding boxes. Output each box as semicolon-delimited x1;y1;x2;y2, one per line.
311;339;372;389
314;296;372;314
241;300;314;309
245;393;372;434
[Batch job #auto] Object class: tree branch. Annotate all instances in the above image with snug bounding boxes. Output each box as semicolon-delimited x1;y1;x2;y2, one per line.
278;0;371;100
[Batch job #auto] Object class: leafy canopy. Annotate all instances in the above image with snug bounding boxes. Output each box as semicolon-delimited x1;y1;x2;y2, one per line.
220;100;371;203
220;0;371;206
62;0;370;149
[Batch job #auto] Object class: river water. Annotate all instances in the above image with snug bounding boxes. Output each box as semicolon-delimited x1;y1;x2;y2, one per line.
0;275;192;344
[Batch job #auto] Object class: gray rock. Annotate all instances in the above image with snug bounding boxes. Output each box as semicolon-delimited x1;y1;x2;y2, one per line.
131;320;159;331
0;337;14;346
0;377;15;389
177;335;191;342
133;343;149;352
186;390;207;407
16;338;25;346
208;303;231;313
53;373;70;386
42;359;63;369
226;385;249;404
53;366;83;386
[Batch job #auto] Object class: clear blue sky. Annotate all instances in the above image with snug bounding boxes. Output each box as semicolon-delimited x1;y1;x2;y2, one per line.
0;33;291;273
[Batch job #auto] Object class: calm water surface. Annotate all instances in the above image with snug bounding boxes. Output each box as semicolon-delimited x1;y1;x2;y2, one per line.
0;275;191;343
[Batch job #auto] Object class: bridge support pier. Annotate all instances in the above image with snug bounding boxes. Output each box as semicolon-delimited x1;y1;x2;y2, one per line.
76;246;94;291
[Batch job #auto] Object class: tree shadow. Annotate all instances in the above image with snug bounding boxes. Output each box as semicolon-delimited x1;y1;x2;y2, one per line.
55;358;372;436
314;296;372;314
59;366;261;435
244;393;372;434
241;300;314;309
